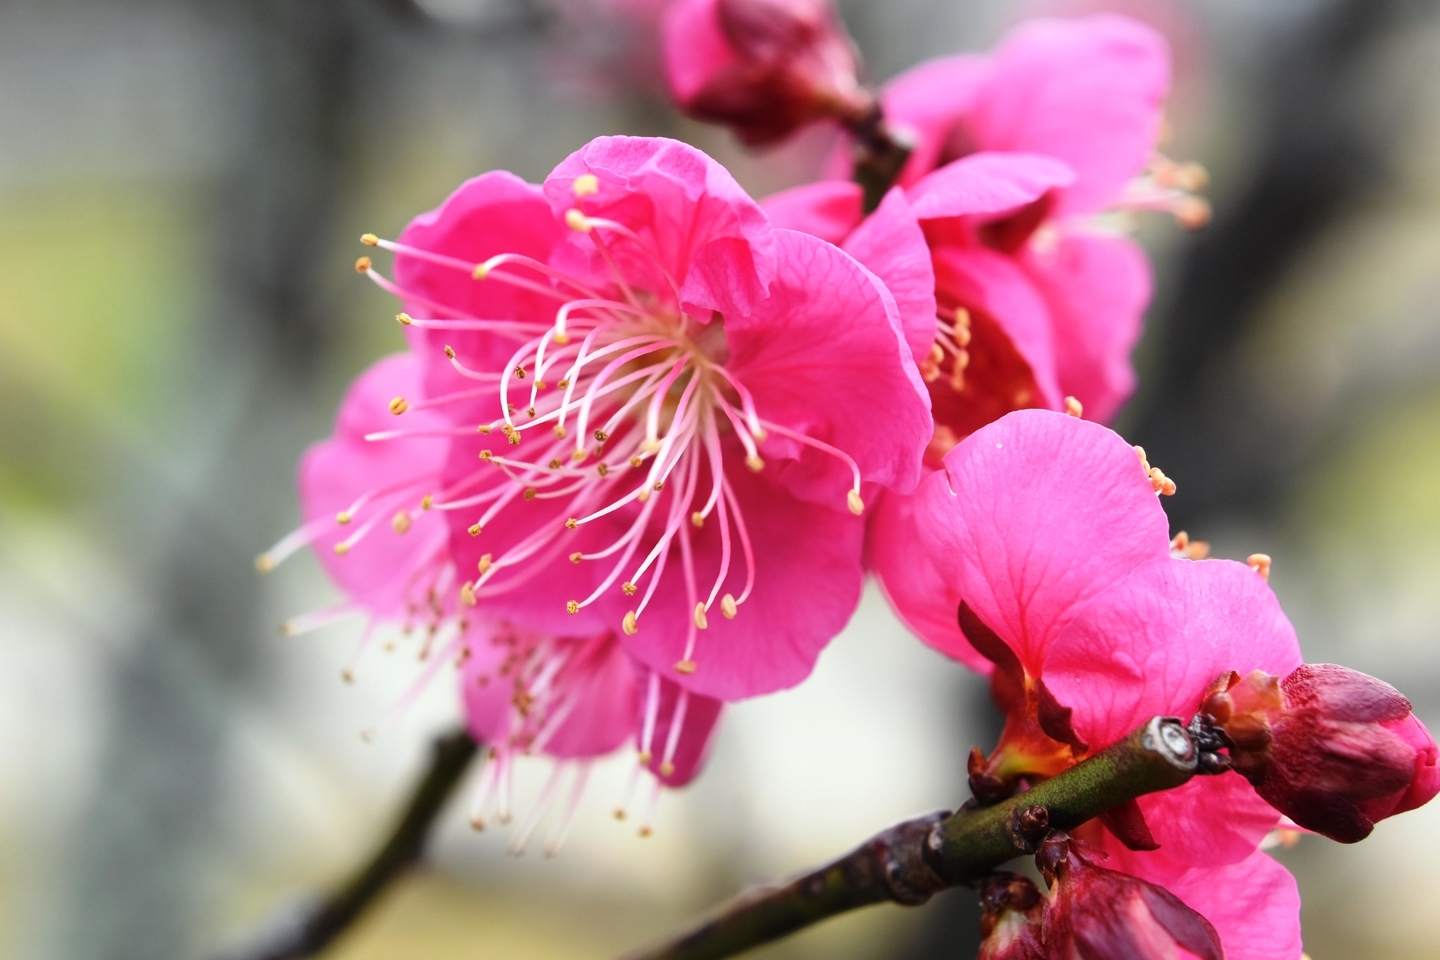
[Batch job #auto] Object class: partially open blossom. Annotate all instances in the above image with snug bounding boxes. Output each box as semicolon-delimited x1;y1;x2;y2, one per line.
1201;664;1440;842
1036;832;1223;960
664;0;868;145
362;135;931;704
978;872;1044;960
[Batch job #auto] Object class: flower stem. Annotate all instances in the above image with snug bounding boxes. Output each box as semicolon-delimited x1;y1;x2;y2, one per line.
217;727;479;960
846;103;913;214
620;717;1197;960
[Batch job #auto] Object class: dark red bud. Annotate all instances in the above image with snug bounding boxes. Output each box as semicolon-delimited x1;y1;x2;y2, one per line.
665;0;867;145
1204;664;1439;843
1036;832;1223;960
977;872;1044;960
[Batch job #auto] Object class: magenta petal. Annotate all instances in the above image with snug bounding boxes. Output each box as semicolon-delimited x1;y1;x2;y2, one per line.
760;180;863;244
841;187;938;361
299;353;451;618
1107;843;1304;960
1022;230;1151;424
1046;558;1304;755
622;460;865;700
641;674;724;786
663;0;737;104
930;245;1062;411
395;171;567;396
1133;772;1284;867
908;151;1075;222
914;410;1171;675
544;136;776;317
877;53;991;187
973;15;1170;215
867;484;992;674
727;228;932;499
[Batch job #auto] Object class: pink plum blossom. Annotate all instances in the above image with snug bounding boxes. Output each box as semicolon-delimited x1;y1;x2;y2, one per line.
664;0;867;145
358;135;931;708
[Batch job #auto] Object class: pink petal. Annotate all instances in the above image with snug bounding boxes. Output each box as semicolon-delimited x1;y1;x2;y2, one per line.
973;15;1170;215
299;353;451;619
908;151;1076;222
1045;558;1304;754
1134;772;1285;867
544;136;777;317
662;0;736;103
930;245;1062;413
1378;713;1440;817
395;171;567;396
1106;842;1304;960
727;227;932;499
876;54;991;187
866;484;992;674
640;674;724;786
841;187;938;361
913;410;1171;676
622;456;866;700
760;180;863;244
1021;230;1151;424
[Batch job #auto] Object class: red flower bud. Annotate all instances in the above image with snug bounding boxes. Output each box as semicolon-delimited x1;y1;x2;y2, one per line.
1036;832;1223;960
1202;664;1440;843
663;0;868;145
977;872;1045;960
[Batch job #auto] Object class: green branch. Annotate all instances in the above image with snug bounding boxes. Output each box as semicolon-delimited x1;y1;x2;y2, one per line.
621;717;1198;960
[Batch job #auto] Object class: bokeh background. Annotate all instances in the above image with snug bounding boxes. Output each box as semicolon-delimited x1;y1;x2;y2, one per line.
3;0;1439;958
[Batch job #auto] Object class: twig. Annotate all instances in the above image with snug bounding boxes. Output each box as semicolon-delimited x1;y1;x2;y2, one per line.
847;103;914;215
621;717;1198;960
218;727;479;960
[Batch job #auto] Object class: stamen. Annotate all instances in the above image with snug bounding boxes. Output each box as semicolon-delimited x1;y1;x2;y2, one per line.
279;602;357;638
658;690;690;778
614;759;643;821
1248;553;1272;581
508;762;565;856
469;749;501;831
544;762;592;857
636;776;662;838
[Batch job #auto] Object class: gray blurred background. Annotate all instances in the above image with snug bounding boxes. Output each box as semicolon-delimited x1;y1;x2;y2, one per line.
2;0;1438;958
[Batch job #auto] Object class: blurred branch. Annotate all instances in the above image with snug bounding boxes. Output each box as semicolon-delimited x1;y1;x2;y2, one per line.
219;728;479;960
847;104;912;214
620;718;1197;960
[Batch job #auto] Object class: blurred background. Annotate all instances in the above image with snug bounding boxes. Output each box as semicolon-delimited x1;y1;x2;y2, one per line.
2;0;1439;958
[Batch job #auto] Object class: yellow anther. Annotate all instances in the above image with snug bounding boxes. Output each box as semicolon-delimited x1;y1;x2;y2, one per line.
593;430;609;443
526;406;535;418
341;668;355;684
523;488;538;501
392;511;412;534
612;808;627;821
954;323;972;348
640;438;662;454
694;603;708;630
479;449;493;462
360;233;379;246
673;660;697;674
444;345;456;359
336;511;352;525
569;552;583;564
534;381;546;390
460;582;477;606
565;208;591;232
565;517;579;529
1247;553;1272;581
630;455;644;467
572;173;600;197
333;542;350;556
746;454;765;472
470;815;486;833
421;495;433;510
1064;396;1084;418
653;481;665;492
553;425;568;439
552;331;570;345
472;262;490;280
622;582;637;596
847;489;865;516
566;600;579;614
354;257;371;273
548;458;563;470
637;750;652;765
1134;445;1151;471
572;449;587;462
558;378;570;389
659;761;675;776
955;306;971;329
478;553;493;574
623;610;638;635
637;826;653;838
637;489;651;503
1177;196;1212;230
255;554;276;573
279;620;297;637
596;463;609;477
721;594;737;619
468;523;482;537
478;424;492;434
396;312;412;326
389;396;409;415
691;511;705;527
513;365;527;380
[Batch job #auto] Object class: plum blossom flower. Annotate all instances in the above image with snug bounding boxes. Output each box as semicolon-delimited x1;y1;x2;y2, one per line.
360;135;931;706
664;0;867;145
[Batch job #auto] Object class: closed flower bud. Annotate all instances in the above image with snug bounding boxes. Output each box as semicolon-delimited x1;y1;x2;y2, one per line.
1036;832;1223;960
664;0;868;145
1202;664;1440;843
977;872;1044;960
